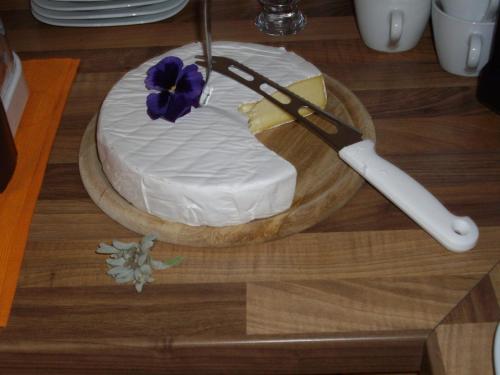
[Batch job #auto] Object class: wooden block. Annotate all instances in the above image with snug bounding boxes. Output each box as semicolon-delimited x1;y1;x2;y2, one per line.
441;275;500;324
435;322;497;375
489;262;500;305
5;283;246;338
247;276;479;335
18;228;500;288
422;330;447;375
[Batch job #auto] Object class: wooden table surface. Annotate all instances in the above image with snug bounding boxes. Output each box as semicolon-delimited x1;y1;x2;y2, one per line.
1;0;499;374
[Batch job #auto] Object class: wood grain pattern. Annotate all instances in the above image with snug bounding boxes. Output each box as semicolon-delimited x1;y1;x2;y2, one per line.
435;322;497;375
424;263;500;375
490;263;500;304
422;331;447;375
0;1;499;373
0;330;426;375
247;277;481;335
6;17;362;52
15;228;500;288
441;274;500;324
79;76;376;247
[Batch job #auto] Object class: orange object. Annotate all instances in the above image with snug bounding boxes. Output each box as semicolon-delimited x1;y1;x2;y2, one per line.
0;58;79;326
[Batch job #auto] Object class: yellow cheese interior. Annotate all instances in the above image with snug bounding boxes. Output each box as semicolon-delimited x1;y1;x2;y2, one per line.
239;75;327;134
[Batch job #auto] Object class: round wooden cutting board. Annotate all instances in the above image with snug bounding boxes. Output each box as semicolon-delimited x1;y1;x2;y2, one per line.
79;75;375;247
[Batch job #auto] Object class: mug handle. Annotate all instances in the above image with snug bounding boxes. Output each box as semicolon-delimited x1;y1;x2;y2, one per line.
390;10;403;44
484;0;499;21
467;34;482;70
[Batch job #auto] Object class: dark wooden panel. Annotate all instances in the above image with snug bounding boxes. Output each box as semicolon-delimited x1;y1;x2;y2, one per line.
2;283;246;339
0;330;426;375
356;87;489;120
422;331;447;375
39;163;88;200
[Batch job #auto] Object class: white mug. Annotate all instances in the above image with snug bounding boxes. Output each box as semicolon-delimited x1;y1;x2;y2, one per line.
354;0;431;52
432;0;496;76
441;0;499;22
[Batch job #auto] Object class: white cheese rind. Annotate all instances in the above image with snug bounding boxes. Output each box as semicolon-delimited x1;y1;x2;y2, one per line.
97;42;321;226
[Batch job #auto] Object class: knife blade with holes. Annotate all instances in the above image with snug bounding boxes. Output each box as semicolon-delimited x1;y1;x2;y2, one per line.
195;55;479;252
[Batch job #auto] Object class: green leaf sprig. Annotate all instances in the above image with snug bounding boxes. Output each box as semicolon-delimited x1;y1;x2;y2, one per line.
96;234;182;292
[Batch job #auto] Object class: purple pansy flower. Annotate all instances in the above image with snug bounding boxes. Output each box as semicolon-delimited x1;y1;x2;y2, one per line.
145;56;204;123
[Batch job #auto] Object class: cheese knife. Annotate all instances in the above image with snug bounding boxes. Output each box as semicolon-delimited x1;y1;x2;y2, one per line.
195;55;479;253
199;0;214;105
202;0;212;85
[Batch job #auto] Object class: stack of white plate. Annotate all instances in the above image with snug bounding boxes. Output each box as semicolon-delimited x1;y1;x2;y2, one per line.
31;0;189;27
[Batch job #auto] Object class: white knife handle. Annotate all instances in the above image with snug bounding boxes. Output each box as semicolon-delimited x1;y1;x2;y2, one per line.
339;140;479;252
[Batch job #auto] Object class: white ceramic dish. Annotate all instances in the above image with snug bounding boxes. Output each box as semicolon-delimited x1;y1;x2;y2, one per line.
50;0;111;2
33;0;168;11
31;0;187;26
31;0;185;19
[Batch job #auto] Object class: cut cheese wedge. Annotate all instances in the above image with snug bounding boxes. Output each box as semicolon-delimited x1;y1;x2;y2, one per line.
239;75;327;134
